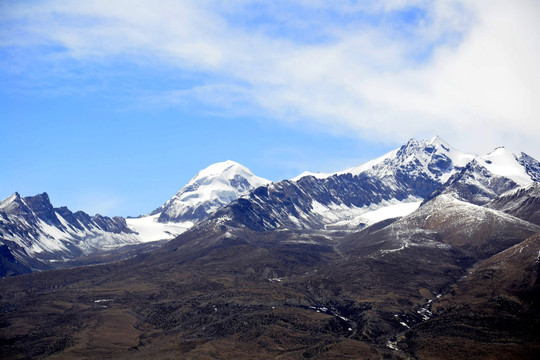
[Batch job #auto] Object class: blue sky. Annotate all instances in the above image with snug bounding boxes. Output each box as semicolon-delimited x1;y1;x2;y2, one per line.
1;0;539;216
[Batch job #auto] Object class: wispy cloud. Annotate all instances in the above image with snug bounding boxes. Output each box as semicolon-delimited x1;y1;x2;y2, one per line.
2;0;539;157
69;189;126;216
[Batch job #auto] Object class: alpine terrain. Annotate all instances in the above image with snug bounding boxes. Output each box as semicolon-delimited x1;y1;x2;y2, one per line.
125;160;270;241
0;161;270;275
1;136;539;359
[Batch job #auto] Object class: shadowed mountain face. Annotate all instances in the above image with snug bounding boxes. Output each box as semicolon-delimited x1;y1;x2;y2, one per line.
1;138;539;359
487;182;540;226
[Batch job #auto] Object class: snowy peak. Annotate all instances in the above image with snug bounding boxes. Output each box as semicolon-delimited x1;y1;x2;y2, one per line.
352;136;475;187
191;160;257;180
425;146;540;206
0;192;60;226
476;147;533;186
293;136;538;192
21;192;62;226
391;136;473;173
295;136;474;183
186;160;269;194
151;160;270;223
0;192;25;214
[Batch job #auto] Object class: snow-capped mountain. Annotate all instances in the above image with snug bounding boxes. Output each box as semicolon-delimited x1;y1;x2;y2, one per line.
0;192;140;273
125;161;270;242
295;136;474;184
3;138;540;358
149;160;270;223
2;137;539;276
426;147;540;205
211;137;480;231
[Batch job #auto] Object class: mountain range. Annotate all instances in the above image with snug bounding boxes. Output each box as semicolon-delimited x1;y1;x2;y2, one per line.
0;160;270;275
1;136;539;359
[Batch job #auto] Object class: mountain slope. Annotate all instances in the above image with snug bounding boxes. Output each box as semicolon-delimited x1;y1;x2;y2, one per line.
340;194;540;261
402;231;540;359
487;182;540;225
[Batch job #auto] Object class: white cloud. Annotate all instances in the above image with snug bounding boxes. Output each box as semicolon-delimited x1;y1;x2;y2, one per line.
3;0;540;158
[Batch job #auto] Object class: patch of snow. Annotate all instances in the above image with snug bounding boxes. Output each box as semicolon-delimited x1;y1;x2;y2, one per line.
127;214;192;242
387;340;399;351
359;201;421;223
417;307;432;321
394;314;410;328
313;197;422;230
31;220;70;254
291;171;332;181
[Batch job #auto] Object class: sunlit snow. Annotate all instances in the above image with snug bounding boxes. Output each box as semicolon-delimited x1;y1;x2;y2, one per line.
154;160;270;221
477;147;533;186
359;201;421;223
126;214;192;242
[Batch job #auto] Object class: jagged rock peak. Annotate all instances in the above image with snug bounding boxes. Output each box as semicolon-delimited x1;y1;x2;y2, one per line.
292;136;475;182
1;192;21;202
0;192;35;217
343;136;475;185
23;192;53;208
0;192;22;211
518;152;540;182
